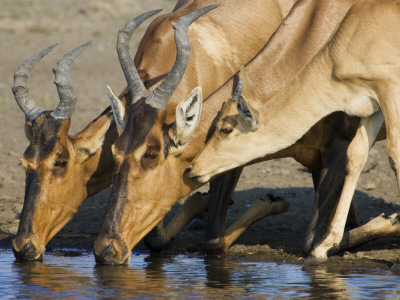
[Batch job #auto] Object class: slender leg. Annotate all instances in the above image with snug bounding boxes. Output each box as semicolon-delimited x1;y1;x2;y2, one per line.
328;86;400;255
304;161;360;255
205;167;243;254
381;96;400;194
309;143;352;253
222;194;288;248
303;156;347;255
163;193;209;239
144;192;209;251
303;168;328;255
347;199;360;228
304;114;359;255
311;111;384;260
331;211;400;254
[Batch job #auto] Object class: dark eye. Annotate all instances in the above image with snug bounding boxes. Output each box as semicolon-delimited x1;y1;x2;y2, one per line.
143;151;158;160
54;160;68;168
220;127;233;134
141;149;159;169
141;140;161;169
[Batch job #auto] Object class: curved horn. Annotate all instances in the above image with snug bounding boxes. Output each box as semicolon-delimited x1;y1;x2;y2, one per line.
117;9;162;104
146;4;219;110
12;44;58;121
50;41;91;120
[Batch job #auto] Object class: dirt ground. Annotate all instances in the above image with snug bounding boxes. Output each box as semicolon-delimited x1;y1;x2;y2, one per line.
1;0;400;271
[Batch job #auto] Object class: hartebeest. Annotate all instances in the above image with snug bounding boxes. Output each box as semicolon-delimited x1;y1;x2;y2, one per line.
95;0;361;265
12;0;293;261
189;0;400;260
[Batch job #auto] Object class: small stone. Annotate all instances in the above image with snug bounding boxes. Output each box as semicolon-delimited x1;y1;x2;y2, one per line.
343;251;351;259
12;203;23;214
365;183;376;190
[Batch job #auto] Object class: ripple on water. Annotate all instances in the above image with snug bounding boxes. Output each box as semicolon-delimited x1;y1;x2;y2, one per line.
0;249;399;299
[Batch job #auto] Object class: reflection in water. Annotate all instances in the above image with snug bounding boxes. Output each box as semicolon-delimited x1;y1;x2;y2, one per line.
304;264;400;299
204;255;233;289
94;253;245;298
304;264;352;299
0;250;399;299
12;254;94;298
94;254;172;298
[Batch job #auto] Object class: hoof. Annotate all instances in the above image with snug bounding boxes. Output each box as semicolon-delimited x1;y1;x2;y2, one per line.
204;238;226;255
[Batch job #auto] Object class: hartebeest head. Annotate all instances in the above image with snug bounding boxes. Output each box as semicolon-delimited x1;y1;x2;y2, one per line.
11;42;117;261
188;66;262;183
93;6;217;265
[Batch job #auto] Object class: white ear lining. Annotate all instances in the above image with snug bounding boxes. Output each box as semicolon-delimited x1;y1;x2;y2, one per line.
173;86;203;151
238;96;258;128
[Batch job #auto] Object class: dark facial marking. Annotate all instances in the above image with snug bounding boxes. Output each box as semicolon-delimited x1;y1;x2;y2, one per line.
101;159;130;237
114;101;159;154
162;123;173;158
23;111;67;161
15;170;41;241
205;102;225;143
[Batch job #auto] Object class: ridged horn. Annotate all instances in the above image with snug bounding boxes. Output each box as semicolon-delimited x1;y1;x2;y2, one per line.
146;4;219;110
51;41;91;120
117;9;162;104
12;44;58;121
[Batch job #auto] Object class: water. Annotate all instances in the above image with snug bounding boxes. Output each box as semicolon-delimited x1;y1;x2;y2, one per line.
0;249;399;299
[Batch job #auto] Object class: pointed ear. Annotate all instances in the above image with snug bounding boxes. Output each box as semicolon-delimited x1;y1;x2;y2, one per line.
24;117;33;142
171;86;202;154
237;95;259;129
238;65;258;103
235;66;259;129
73;110;113;162
107;85;125;135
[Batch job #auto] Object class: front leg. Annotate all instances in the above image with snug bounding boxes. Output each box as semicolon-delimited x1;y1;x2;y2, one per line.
304;142;349;255
311;112;384;260
204;167;243;254
303;167;343;255
304;114;361;255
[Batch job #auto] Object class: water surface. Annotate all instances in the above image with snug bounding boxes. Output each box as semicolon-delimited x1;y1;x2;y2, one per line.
0;249;399;299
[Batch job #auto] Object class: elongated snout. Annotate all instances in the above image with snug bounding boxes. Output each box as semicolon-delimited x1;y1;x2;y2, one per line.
12;239;44;261
94;237;131;265
185;165;212;184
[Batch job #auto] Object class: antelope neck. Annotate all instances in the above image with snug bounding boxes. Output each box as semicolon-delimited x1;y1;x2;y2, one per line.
257;48;354;156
